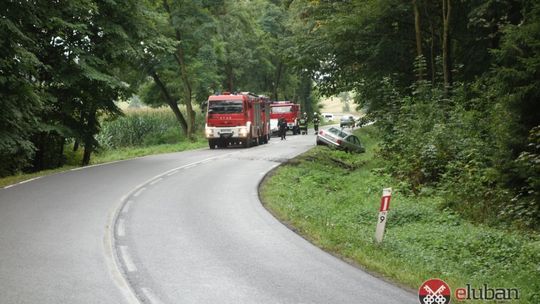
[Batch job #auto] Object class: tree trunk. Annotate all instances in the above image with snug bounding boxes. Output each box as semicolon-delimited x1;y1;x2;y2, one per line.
150;69;189;135
163;0;196;140
442;0;452;95
58;137;65;167
430;23;436;84
32;132;45;171
82;107;96;166
273;61;283;101
423;2;437;84
413;0;422;58
413;0;424;81
226;63;234;92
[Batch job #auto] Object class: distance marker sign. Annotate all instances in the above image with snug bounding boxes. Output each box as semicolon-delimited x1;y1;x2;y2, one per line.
374;188;392;243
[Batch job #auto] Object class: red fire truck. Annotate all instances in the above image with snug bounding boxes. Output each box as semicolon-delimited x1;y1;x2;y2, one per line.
270;101;301;135
205;92;270;149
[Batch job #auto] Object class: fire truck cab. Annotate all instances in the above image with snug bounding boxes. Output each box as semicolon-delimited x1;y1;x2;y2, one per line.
269;101;301;135
205;92;270;149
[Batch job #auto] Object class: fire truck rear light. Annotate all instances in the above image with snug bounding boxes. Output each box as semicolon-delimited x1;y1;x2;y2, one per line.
337;139;342;144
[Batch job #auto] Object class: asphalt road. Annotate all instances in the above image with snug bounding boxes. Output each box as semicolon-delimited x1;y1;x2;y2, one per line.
0;133;416;304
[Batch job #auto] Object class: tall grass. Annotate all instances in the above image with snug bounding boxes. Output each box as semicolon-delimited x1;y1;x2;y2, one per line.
96;108;205;149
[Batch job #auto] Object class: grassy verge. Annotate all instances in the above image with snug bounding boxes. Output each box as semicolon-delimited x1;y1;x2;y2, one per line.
91;138;207;164
0;138;207;188
260;126;540;303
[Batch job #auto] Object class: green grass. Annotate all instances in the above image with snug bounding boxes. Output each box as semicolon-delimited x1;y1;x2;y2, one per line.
92;138;207;164
260;126;540;303
0;166;79;188
0;138;207;188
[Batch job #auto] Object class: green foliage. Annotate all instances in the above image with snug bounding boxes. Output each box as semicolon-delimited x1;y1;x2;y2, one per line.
505;126;540;229
262;126;540;303
288;0;539;229
0;2;43;176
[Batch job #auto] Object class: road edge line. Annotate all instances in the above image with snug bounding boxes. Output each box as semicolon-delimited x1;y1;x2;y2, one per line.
256;152;417;296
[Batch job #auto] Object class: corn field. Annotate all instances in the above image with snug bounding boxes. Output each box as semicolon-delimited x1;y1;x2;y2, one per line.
96;108;204;149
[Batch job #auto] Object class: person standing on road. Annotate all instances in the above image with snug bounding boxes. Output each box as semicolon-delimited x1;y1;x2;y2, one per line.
279;118;287;140
313;112;320;134
299;112;308;135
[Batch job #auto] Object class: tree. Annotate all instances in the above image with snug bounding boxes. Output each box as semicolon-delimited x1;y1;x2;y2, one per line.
0;2;43;176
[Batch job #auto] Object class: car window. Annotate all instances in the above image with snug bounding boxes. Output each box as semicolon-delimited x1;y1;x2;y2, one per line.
328;127;349;138
328;127;340;135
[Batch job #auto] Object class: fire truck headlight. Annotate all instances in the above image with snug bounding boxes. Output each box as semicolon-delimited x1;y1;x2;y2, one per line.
205;128;213;137
239;127;248;137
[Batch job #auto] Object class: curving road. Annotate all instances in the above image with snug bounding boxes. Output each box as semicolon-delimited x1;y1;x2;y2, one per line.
0;133;416;304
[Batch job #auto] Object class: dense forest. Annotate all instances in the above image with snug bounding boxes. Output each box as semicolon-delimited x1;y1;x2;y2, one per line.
288;0;539;229
1;0;539;228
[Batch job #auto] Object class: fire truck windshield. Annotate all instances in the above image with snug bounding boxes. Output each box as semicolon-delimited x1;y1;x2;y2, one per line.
208;100;243;114
271;106;292;114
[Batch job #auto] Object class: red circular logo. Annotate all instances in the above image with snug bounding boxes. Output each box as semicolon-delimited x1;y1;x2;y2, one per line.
418;279;451;304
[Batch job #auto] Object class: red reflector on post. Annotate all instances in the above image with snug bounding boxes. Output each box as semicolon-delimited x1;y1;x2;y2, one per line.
380;195;391;211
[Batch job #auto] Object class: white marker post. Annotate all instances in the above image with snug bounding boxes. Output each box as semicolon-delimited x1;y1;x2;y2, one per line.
375;188;392;243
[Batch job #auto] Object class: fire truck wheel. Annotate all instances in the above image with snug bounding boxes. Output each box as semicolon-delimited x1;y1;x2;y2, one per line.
208;139;216;149
244;136;252;148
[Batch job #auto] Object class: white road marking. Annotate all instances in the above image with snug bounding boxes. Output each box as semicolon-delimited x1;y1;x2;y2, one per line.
149;178;162;186
17;176;42;184
117;219;126;237
133;187;146;197
4;185;14;189
104;210;141;304
119;246;137;272
122;200;133;213
141;287;164;304
109;152;238;303
166;170;179;176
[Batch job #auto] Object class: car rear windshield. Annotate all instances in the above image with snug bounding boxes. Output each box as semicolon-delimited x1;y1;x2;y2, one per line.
328;127;349;138
271;106;292;114
208;100;243;114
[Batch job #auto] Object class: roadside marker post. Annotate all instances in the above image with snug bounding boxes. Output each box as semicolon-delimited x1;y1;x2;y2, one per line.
375;188;392;243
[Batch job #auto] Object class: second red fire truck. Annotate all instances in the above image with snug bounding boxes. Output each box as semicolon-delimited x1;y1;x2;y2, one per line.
205;92;270;149
269;101;301;135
